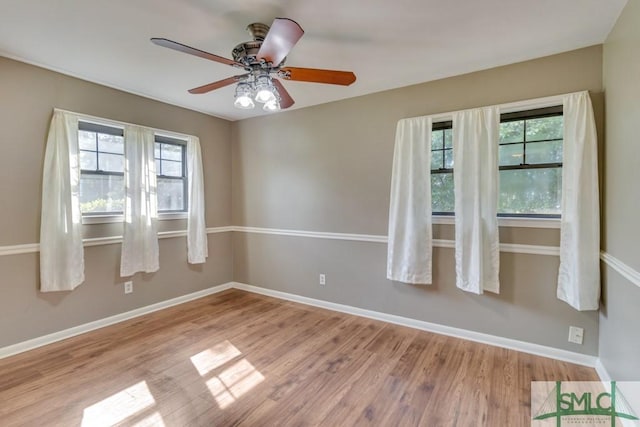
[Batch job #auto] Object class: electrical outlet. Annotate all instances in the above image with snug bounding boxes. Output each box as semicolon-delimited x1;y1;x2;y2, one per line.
568;326;583;344
319;274;326;286
124;281;133;294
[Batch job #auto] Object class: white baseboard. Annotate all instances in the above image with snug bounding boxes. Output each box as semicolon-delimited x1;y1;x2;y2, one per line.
232;282;598;368
0;282;233;359
0;280;602;372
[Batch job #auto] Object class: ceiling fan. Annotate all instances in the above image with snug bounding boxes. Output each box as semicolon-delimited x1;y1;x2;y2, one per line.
151;18;356;112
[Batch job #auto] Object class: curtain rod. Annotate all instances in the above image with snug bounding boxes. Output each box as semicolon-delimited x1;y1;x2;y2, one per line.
53;108;194;140
405;90;586;122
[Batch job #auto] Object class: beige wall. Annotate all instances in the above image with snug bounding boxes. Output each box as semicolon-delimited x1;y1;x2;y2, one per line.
233;46;604;355
600;0;640;380
0;57;233;347
0;43;613;360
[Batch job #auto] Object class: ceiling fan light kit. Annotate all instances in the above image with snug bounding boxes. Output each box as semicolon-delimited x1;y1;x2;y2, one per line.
233;74;281;111
233;82;255;109
263;98;280;112
151;18;356;113
254;74;277;104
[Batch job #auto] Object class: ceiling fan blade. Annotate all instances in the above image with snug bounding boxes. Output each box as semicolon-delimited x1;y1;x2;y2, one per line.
257;18;304;66
188;74;249;94
279;67;356;86
151;38;242;67
273;79;295;109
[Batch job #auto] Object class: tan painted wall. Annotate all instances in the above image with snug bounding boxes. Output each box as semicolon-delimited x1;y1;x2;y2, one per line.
232;46;604;355
0;44;611;358
600;0;640;380
0;57;233;347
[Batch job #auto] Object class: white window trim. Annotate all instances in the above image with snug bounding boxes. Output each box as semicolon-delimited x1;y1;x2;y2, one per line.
69;109;192;223
428;94;567;226
82;212;188;225
426;92;568;123
432;215;560;229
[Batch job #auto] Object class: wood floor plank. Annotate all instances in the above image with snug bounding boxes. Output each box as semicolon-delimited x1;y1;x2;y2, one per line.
0;289;599;426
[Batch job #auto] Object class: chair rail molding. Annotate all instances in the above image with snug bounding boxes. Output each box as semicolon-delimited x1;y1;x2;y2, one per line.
600;251;640;288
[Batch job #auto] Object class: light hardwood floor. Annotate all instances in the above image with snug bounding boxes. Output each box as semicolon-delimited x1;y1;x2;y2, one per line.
0;289;597;426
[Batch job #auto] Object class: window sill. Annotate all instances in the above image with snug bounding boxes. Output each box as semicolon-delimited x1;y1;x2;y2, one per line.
82;212;188;225
432;215;560;229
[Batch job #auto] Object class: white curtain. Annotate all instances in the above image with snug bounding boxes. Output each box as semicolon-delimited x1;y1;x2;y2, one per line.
187;136;208;264
40;110;85;292
557;91;600;310
452;107;500;294
387;117;433;284
120;125;159;276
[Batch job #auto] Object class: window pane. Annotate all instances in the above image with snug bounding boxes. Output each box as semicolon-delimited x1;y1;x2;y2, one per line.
157;178;185;211
160;159;182;177
154;144;161;159
444;129;453;148
80;173;124;213
499;168;561;215
98;152;124;173
431;151;443;170
431;131;443;150
80;151;97;170
526;140;563;164
79;131;96;150
98;133;124;154
500;121;524;143
431;172;454;213
499;143;524;166
525;116;563;141
162;143;183;161
444;149;453;169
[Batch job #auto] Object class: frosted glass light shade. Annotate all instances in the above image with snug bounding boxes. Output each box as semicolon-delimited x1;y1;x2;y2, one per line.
263;99;280;111
234;82;255;109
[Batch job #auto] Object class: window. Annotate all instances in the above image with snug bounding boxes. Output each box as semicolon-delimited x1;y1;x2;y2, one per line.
79;122;125;214
79;122;188;216
430;121;454;214
430;106;563;217
498;106;562;216
155;136;187;212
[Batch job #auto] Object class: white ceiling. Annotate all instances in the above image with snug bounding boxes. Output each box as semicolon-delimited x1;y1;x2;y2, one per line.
0;0;627;121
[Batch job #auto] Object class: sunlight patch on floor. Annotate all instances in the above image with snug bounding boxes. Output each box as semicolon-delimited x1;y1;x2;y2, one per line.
191;348;266;410
205;358;265;409
190;340;242;376
81;381;159;427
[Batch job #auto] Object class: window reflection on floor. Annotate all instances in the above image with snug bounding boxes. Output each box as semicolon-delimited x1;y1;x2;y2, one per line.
190;341;265;409
81;381;162;427
205;358;265;409
190;340;242;376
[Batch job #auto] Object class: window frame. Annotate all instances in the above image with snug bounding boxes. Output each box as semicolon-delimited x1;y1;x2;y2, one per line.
497;106;563;219
430;121;454;216
78;121;125;217
430;105;564;225
154;135;188;214
78;121;190;224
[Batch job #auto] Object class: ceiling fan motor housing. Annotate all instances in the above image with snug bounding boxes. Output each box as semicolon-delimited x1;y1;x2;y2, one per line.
246;23;270;41
232;23;286;68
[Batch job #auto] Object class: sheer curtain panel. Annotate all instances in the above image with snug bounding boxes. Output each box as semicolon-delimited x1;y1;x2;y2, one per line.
187;136;208;264
557;91;600;310
40;110;85;292
120;125;159;276
387;117;433;284
452;107;500;294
